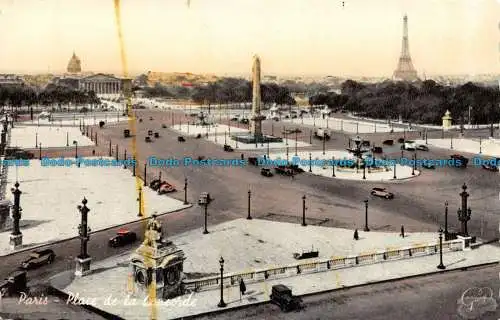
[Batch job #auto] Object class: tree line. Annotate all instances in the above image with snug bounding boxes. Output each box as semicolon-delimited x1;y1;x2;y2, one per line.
140;78;296;106
309;80;500;125
0;84;100;108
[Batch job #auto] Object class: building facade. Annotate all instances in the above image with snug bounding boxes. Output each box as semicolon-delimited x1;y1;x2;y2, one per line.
79;73;122;94
0;75;25;87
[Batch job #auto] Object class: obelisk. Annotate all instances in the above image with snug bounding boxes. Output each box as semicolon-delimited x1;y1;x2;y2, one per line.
250;55;265;139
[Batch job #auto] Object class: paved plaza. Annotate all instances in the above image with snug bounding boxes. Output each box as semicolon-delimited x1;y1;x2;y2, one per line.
49;219;500;320
282;116;407;133
268;150;418;181
9;125;94;148
414;138;500;158
171;123;249;137
0;158;190;256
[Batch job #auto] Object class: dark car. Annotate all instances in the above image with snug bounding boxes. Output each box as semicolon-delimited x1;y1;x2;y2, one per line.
248;157;258;166
370;187;394;199
154;132;159;138
230;117;239;121
287;164;305;173
0;271;27;297
109;229;137;247
371;146;383;153
162;124;167;128
422;162;435;169
145;136;152;142
275;166;294;176
5;148;34;160
261;168;273;177
382;139;394;146
178;136;185;142
283;128;302;134
148;130;153;136
223;144;234;152
397;138;405;143
240;118;249;124
416;144;429;151
270;284;302;312
149;117;153;120
124;129;130;138
450;154;468;168
482;164;499;172
21;249;55;269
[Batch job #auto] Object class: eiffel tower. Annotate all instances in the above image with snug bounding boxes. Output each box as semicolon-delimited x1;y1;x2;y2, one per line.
393;15;419;81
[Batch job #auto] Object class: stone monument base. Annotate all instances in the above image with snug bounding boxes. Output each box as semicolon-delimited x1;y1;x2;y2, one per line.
75;257;92;276
457;235;472;251
232;134;283;144
9;234;22;250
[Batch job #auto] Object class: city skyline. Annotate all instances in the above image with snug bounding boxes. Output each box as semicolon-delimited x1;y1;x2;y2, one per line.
0;0;498;77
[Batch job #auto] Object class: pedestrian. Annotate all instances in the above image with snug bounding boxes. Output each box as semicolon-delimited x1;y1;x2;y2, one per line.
241;153;244;160
353;229;359;240
400;225;405;238
239;278;246;301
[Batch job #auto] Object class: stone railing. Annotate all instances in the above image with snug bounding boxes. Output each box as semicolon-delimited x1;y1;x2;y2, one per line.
182;239;463;292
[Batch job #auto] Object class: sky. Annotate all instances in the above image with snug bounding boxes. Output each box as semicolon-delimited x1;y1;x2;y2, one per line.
0;0;499;77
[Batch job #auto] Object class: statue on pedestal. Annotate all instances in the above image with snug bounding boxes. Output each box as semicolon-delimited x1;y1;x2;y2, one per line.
142;214;163;247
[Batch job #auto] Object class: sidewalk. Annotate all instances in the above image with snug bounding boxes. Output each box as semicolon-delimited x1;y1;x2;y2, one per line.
48;219;500;320
49;243;500;320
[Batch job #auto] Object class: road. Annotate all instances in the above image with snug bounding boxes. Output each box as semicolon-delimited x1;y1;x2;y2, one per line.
195;263;500;320
0;108;498;318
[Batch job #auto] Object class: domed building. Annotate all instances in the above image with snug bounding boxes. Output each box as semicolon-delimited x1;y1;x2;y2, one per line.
67;52;82;74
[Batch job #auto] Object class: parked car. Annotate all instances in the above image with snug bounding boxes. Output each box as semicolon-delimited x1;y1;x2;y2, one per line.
482;164;499;172
223;144;234;152
20;249;55;269
260;168;273;177
149;179;163;191
450;154;468;168
270;284;302;312
416;144;429;151
397;138;405;143
382;139;394;145
145;136;152;142
287;164;305;173
248;157;258;166
109;229;137;247
148;130;153;136
177;136;185;142
371;146;383;153
124;129;130;138
275;166;294;176
422;162;435;169
158;182;176;194
154;132;159;138
149;117;153;120
240;118;249;124
195;134;202;139
0;271;27;297
370;187;394;199
283;128;302;134
5;148;34;160
162;124;167;128
230;116;239;121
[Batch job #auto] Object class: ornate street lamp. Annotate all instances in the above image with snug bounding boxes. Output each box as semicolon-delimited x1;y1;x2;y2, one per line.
332;156;335;177
199;192;211;234
73;140;80;167
184;178;188;205
444;201;449;238
38;143;42;160
9;182;23;249
217;257;227;308
137;186;143;217
247;190;252;220
437;228;445;269
457;184;472;236
76;198;91;259
364;199;369;231
301;195;307;226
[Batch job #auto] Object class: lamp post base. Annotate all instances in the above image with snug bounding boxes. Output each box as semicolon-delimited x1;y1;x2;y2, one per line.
437;263;446;270
9;234;23;250
364;227;370;232
217;301;227;308
75;257;92;277
203;230;209;234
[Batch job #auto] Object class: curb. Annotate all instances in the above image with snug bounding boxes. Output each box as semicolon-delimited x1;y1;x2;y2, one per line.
172;260;499;320
0;204;192;257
